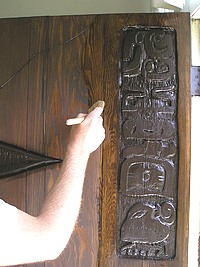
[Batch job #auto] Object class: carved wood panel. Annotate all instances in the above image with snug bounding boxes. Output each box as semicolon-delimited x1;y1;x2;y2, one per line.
117;26;178;260
99;13;190;267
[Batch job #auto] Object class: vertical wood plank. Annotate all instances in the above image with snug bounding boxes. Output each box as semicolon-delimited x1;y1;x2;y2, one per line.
0;18;31;267
25;16;47;219
0;18;30;146
99;13;191;267
25;17;49;267
44;15;102;267
81;16;105;267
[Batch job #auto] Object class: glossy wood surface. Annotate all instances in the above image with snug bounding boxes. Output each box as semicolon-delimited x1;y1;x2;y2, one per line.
0;13;190;267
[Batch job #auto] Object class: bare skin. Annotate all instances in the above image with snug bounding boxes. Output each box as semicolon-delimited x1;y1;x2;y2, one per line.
0;107;105;266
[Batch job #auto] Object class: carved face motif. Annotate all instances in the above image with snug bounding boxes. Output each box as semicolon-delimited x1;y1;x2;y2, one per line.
121;202;175;244
126;162;165;193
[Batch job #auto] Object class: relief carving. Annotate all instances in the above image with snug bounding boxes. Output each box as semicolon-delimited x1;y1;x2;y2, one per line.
121;201;175;243
117;26;178;260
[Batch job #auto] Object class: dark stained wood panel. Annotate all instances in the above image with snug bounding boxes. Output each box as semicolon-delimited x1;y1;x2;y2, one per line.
43;15;101;267
0;18;30;267
0;13;190;267
117;26;178;260
25;17;49;267
0;19;30;208
99;13;191;267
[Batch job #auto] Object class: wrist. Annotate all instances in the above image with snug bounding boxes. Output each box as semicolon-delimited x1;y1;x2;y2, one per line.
66;142;90;159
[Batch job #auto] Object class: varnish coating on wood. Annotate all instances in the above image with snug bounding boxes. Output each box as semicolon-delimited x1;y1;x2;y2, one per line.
117;26;178;260
0;14;191;267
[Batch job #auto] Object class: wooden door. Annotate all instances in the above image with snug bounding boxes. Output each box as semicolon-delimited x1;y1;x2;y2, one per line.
0;13;190;267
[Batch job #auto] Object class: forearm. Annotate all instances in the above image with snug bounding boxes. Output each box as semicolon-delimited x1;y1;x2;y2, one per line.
38;143;90;255
35;107;105;258
0;106;105;266
2;145;91;266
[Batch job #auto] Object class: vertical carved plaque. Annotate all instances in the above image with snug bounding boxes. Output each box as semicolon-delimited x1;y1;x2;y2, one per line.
117;26;178;260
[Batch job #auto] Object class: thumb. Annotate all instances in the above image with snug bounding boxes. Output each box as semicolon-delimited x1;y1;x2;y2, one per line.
76;113;87;118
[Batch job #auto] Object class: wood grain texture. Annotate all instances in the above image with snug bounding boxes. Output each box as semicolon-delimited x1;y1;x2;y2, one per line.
0;13;191;267
0;18;30;267
43;15;101;267
25;17;49;267
99;13;191;267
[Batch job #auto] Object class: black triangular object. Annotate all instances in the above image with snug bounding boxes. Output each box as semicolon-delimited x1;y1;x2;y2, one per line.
0;141;63;179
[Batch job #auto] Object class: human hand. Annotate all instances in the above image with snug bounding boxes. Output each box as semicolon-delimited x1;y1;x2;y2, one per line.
68;107;105;154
